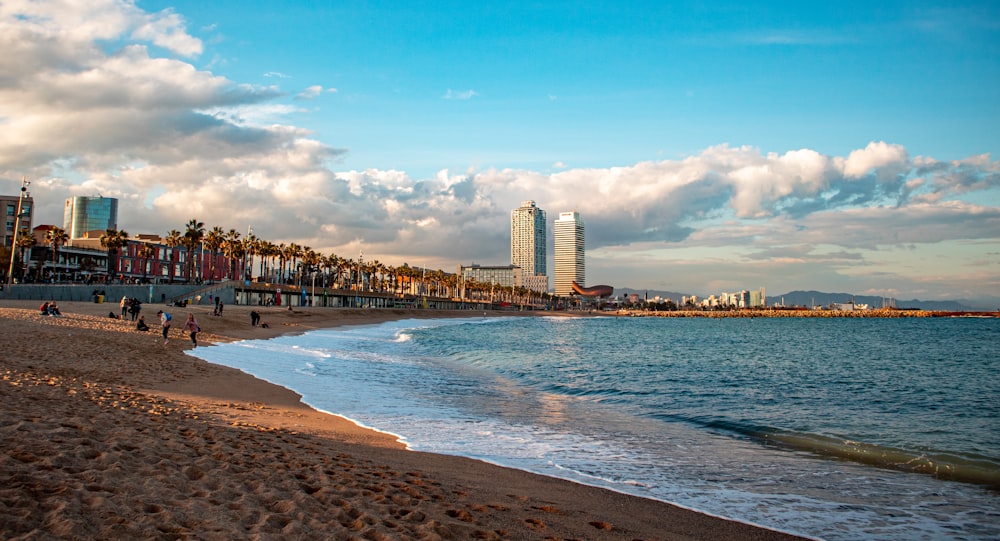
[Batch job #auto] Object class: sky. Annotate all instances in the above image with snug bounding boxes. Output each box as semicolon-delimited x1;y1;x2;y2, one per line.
1;0;999;305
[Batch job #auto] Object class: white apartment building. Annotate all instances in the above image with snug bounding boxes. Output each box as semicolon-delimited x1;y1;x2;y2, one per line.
510;200;547;278
553;211;584;296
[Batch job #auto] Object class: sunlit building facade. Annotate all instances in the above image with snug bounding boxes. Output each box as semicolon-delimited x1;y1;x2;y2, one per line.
2;194;33;250
554;211;584;296
511;200;546;276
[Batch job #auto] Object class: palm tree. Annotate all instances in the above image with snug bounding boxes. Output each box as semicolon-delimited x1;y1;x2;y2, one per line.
275;243;288;283
99;228;128;280
203;226;225;283
182;219;205;283
286;243;303;284
13;227;36;281
164;229;182;283
301;248;321;298
44;226;69;281
320;254;337;288
441;272;457;299
222;229;242;279
257;239;280;282
337;256;352;290
242;233;257;281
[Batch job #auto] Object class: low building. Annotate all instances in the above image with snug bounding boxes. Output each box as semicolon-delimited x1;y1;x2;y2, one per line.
458;264;522;290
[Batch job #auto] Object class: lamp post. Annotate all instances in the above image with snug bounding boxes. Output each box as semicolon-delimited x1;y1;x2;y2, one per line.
244;225;253;281
6;177;30;289
354;250;363;307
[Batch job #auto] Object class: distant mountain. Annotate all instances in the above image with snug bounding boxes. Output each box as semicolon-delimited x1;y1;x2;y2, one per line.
773;290;978;311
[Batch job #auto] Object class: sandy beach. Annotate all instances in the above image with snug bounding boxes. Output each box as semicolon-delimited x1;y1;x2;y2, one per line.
1;299;807;540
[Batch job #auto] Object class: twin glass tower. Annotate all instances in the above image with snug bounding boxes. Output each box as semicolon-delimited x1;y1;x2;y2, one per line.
63;196;118;238
511;200;584;296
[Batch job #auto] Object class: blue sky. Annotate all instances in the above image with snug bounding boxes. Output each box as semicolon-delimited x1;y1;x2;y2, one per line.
164;0;999;175
2;0;998;304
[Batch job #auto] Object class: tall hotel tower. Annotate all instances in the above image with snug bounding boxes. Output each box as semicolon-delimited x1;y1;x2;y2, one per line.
63;196;118;239
553;211;585;296
510;200;547;277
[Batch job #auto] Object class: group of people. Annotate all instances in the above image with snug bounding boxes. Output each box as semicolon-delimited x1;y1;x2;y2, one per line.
38;301;62;316
119;296;143;321
212;297;225;317
151;310;202;347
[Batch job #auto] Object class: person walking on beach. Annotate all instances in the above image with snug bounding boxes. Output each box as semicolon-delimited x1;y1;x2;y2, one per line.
157;310;172;345
181;313;201;347
250;310;260;327
120;296;129;319
129;298;142;321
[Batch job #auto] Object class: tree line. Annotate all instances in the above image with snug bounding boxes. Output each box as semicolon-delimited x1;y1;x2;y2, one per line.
93;218;556;307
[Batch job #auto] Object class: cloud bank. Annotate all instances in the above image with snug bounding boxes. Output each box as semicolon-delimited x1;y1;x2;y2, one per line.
1;0;998;300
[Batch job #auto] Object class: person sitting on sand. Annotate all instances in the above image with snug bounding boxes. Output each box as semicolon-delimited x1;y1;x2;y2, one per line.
39;301;49;315
181;313;201;347
136;315;149;331
46;302;61;316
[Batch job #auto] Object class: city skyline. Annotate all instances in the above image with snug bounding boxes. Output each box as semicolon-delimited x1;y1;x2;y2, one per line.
1;1;998;303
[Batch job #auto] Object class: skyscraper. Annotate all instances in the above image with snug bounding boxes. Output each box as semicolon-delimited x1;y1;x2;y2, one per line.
510;200;547;277
554;211;584;296
63;196;118;238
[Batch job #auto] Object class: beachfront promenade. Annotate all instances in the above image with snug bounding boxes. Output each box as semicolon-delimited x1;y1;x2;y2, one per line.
5;282;994;317
0;280;492;311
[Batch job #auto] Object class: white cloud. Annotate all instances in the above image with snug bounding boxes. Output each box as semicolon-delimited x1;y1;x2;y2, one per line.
296;85;324;100
442;89;478;100
130;8;203;57
842;141;908;178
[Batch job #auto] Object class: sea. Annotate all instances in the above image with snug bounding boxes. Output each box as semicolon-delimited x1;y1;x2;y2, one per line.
188;315;1000;540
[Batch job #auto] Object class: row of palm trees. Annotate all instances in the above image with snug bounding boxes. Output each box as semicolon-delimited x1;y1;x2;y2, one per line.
99;219;555;308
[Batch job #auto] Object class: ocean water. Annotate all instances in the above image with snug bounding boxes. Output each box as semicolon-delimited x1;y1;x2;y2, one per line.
189;315;1000;540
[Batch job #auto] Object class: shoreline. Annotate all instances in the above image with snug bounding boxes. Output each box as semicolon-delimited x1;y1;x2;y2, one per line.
1;299;808;540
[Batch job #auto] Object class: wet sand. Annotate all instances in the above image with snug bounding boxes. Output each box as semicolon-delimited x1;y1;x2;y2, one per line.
1;299;807;540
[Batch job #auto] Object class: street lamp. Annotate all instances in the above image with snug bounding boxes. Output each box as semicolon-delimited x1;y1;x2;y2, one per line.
243;225;253;282
6;177;30;289
311;269;316;307
354;249;363;307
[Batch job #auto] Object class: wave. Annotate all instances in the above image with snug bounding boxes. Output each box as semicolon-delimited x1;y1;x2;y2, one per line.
763;430;1000;489
667;416;1000;489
